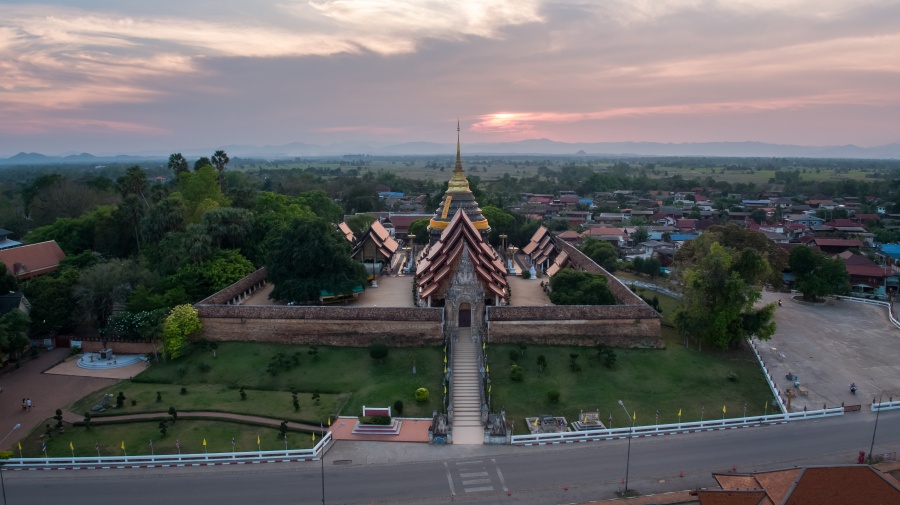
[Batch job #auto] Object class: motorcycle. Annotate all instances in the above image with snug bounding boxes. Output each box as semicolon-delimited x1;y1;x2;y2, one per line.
850;383;857;395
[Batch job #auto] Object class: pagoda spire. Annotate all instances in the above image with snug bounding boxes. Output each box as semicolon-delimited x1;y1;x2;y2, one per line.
448;120;469;191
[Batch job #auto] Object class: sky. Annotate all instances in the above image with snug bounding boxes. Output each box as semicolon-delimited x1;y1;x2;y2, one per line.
1;0;899;156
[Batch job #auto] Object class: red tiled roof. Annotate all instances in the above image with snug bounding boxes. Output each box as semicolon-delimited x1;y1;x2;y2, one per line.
812;238;863;248
583;227;626;237
0;241;66;280
785;466;900;504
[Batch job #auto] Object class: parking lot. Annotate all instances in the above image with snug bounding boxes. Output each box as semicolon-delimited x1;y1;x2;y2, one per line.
757;291;900;411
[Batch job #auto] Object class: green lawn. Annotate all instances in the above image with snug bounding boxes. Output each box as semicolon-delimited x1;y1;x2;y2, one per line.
489;327;775;434
69;384;347;424
18;420;315;459
125;343;444;419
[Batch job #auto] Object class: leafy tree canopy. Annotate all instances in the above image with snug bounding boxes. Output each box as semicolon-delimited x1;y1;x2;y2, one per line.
675;242;776;349
789;246;849;301
548;268;616;305
676;223;786;289
581;238;619;272
406;219;430;244
267;216;367;303
163;304;201;360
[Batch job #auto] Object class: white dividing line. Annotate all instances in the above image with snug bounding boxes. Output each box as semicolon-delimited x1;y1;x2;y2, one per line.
456;460;483;465
444;462;456;496
460;471;489;478
462;478;491;486
492;458;508;493
463;486;494;493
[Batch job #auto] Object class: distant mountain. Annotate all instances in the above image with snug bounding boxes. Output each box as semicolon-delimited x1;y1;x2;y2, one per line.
3;140;900;165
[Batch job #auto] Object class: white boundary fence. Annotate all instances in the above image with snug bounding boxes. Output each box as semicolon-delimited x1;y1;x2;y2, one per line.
2;432;332;471
748;339;789;414
872;399;900;412
510;407;844;446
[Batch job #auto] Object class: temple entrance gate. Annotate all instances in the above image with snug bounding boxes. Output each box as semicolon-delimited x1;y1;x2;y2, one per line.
458;302;472;328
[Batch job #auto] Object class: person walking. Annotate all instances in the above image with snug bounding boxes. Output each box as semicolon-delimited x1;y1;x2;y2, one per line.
26;398;32;410
22;398;26;411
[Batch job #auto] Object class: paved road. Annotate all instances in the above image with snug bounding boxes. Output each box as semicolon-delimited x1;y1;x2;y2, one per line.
5;409;899;504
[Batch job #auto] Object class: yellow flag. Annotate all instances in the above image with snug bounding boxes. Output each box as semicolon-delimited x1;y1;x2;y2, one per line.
486;364;489;373
533;418;538;426
121;441;125;450
764;401;768;411
257;434;260;445
722;405;726;414
70;441;74;451
327;417;331;427
202;439;207;446
488;385;491;393
18;441;22;451
678;409;682;417
444;385;447;394
312;432;316;442
443;356;447;363
482;342;485;350
633;411;636;421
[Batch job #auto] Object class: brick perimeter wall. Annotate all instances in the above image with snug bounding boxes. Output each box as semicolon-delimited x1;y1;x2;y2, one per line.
198;267;268;305
196;304;443;346
555;240;646;305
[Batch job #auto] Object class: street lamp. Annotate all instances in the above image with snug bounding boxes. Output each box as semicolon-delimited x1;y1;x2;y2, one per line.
869;378;884;464
1;423;21;505
617;400;634;494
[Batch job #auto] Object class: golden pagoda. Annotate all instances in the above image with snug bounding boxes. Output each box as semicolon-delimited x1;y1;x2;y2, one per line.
428;122;490;244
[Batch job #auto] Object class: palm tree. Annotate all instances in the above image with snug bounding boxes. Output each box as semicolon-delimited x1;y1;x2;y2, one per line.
167;153;190;177
211;150;230;190
182;224;212;264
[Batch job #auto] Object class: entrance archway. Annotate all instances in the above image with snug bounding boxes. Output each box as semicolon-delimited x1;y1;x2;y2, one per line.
458;302;471;328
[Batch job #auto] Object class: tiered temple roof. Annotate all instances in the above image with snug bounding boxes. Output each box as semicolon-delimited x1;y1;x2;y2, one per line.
428;124;490;243
522;226;555;265
351;220;399;265
417;210;508;301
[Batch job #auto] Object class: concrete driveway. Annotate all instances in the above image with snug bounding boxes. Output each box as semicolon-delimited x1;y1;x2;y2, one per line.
757;291;900;411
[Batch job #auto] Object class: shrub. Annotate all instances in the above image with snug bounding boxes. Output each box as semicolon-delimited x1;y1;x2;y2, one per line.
368;342;389;362
393;400;404;415
180;387;187;395
508;349;520;362
83;412;91;430
54;409;64;429
116;391;126;407
156;391;162;402
547;390;560;403
198;362;212;373
521;270;531;280
359;416;392;425
131;399;137;406
415;387;430;402
159;420;168;437
727;371;738;382
168;406;178;422
536;355;547;371
510;364;524;382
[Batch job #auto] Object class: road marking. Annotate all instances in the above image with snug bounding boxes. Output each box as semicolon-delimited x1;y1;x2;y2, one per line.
462;478;491;485
444;462;456;496
460;471;488;478
456;460;483;465
492;458;508;493
464;486;494;493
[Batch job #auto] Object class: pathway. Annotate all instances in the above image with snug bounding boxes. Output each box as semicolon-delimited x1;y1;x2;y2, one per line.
451;328;483;444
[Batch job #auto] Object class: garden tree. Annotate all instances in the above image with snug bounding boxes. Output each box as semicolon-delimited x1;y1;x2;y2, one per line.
201;207;253;249
267;216;367;303
345;213;376;237
141;195;186;246
25;206;111;256
0;192;29;238
675;242;776;350
22;267;79;334
509;219;541;248
0;261;17;293
243;192;316;263
27;177;115;228
211;150;230;189
749;208;767;224
368;342;389;363
168;406;178;422
116;165;149;206
296;190;344;224
73;258;152;327
181;224;213;264
480;205;515;246
789;246;849;301
0;309;29;357
675;223;788;289
175;165;229;222
580;238;619;272
406;219;430;244
116;194;146;254
194;157;212;171
548;268;616;305
162;304;201;359
102;308;168;341
169;249;255;302
631;226;650;245
167;153;190;177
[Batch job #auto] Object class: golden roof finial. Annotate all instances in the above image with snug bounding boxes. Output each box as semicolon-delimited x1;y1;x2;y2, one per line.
448;120;469;192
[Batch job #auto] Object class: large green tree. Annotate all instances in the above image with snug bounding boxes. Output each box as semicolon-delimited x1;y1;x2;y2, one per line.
211;150;230;189
167;153;190;177
162;304;201;360
675;242;776;350
0;309;30;357
789;247;849;301
406;219;430;244
548;268;616;305
267;217;367;303
676;223;787;289
580;238;619;272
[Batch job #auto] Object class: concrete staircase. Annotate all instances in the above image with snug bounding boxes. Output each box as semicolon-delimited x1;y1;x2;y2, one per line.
452;328;484;444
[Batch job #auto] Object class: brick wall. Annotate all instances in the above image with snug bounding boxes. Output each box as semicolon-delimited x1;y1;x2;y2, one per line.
78;340;157;354
488;317;663;348
196;305;444;346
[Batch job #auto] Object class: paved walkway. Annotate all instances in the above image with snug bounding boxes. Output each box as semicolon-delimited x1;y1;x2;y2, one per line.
0;348;120;450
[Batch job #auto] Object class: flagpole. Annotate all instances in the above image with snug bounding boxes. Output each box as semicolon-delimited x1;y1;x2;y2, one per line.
617;400;634;495
320;422;326;505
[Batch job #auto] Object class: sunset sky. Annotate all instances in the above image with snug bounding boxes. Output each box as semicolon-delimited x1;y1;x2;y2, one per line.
2;0;899;155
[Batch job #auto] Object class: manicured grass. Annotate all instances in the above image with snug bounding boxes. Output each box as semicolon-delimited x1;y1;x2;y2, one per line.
18;420;314;459
128;343;443;419
68;384;347;424
489;327;775;434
